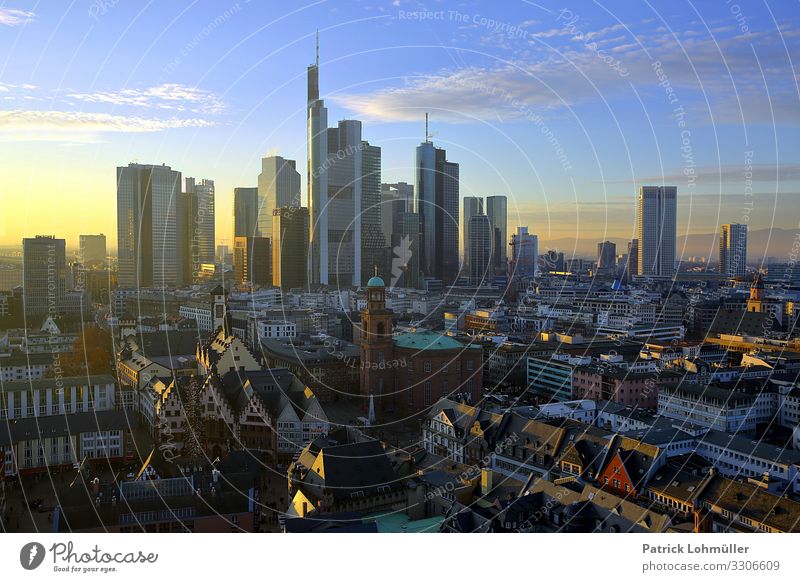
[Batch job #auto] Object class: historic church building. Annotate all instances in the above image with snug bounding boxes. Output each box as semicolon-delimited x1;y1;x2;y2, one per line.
360;274;483;418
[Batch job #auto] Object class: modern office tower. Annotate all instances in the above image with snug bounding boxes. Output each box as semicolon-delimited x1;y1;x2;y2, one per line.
720;223;748;277
306;36;372;287
233;187;259;238
257;155;300;241
395;211;420;289
233;236;271;288
637;185;677;278
596;240;617;272
361;142;385;285
415;127;460;285
117;163;183;288
23;235;66;316
486;195;508;273
380;183;414;250
511;226;538;278
626;239;639;282
307;32;329;286
462;196;483;272
78;234;106;264
190;178;216;265
272;207;309;290
468;214;492;286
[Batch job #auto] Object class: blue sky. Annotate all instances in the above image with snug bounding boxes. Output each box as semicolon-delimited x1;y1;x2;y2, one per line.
0;0;797;257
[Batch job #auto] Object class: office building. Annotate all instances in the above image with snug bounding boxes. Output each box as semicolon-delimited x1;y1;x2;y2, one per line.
272;207;309;290
257;155;300;240
719;223;747;277
462;196;483;273
486;195;508;274
415;126;459;285
511;226;538;278
233;237;271;288
233;187;259;238
637;186;677;278
468;214;492;286
596;240;617;272
186;177;216;270
625;239;639;282
360;142;385;284
306;35;375;287
23;235;66;316
117;163;183;288
78;234;106;264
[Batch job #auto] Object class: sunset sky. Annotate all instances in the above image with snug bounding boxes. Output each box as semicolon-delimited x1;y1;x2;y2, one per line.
0;0;797;256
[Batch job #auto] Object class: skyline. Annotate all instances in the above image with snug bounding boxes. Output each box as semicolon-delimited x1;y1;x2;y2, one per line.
1;1;798;258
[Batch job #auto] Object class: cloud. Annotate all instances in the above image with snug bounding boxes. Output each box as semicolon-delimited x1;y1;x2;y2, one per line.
0;110;214;142
610;164;800;185
334;21;800;125
66;83;225;114
0;8;34;26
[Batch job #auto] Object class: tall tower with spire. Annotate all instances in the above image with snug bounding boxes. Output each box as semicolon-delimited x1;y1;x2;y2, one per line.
307;30;329;285
360;271;395;414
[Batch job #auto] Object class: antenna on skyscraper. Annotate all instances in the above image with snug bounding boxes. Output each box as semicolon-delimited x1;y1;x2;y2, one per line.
425;112;429;142
315;29;319;66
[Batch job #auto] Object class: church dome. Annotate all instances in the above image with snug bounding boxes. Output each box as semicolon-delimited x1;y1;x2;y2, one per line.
367;275;385;288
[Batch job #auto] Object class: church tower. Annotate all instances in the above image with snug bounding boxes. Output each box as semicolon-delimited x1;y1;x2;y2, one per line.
360;270;395;415
747;272;765;312
210;285;229;332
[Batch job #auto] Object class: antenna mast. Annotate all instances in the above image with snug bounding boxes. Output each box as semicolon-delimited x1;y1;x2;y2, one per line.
425;112;429;142
315;29;319;66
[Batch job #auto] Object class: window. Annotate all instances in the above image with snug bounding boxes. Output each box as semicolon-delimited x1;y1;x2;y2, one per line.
424;382;432;406
424;361;432;373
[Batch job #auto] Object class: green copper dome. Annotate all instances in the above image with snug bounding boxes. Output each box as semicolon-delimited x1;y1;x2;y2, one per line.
367;275;385;287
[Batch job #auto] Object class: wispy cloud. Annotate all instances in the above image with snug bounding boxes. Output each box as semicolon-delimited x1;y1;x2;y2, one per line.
0;110;214;142
66;83;225;114
0;7;34;26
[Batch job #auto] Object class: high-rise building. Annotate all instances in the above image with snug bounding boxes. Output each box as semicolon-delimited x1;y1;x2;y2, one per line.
272;206;309;291
596;240;617;272
79;234;106;264
380;182;414;245
233;187;259;238
462;196;483;273
306;35;374;287
361;143;385;285
511;226;538;278
486;195;508;274
23;235;66;316
233;237;271;288
468;214;492;286
186;177;216;268
117;163;183;287
720;223;747;277
257;156;300;241
626;239;639;282
637;186;677;278
415;128;459;285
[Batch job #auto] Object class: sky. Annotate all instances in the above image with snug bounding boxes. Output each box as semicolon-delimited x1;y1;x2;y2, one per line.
0;0;798;260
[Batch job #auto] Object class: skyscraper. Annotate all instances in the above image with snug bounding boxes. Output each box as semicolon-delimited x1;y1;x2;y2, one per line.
511;226;538;278
415;125;459;285
23;235;66;316
79;234;106;264
626;239;639;282
380;182;414;245
596;240;617;272
272;207;309;290
233;236;271;288
257;155;300;240
186;177;216;269
719;223;747;277
462;196;483;273
361;142;385;284
306;35;374;287
233;187;259;238
637;186;677;278
468;214;492;286
117;163;183;288
486;195;508;274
